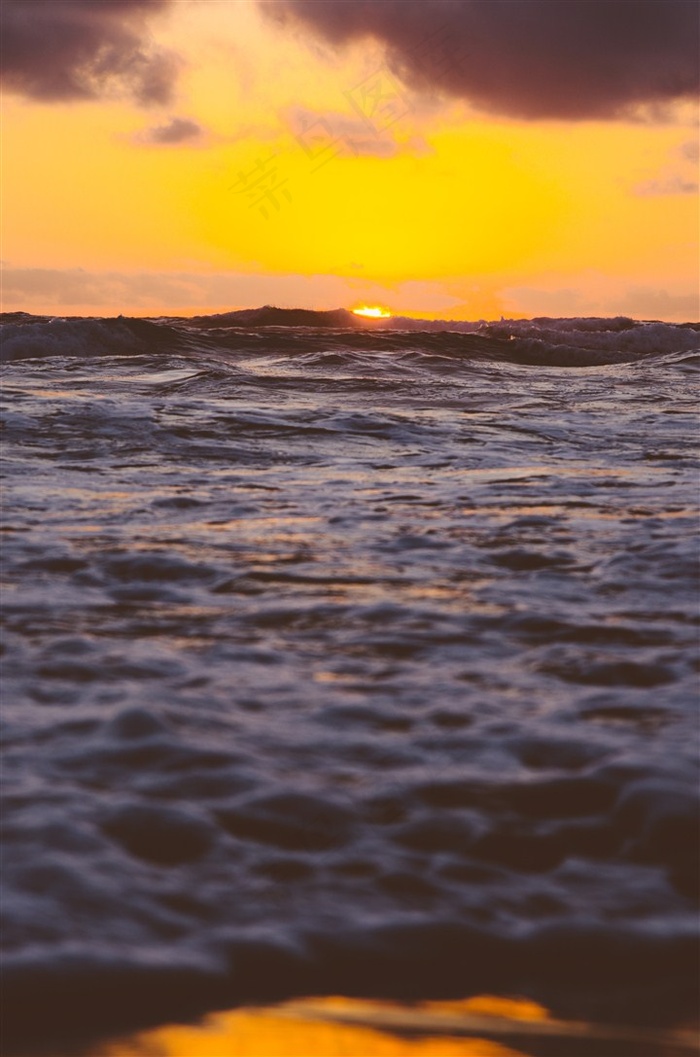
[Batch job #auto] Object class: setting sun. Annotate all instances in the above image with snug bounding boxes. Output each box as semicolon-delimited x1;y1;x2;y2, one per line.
352;306;393;318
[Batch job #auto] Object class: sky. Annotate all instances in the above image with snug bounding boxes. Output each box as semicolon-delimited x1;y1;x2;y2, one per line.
1;0;698;321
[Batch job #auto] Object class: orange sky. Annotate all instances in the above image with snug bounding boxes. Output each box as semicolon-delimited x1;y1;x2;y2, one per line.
2;0;698;320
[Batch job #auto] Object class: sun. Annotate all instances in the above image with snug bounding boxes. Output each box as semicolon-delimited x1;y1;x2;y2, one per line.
352;305;392;319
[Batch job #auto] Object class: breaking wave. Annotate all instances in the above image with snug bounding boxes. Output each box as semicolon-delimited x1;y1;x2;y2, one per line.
1;309;698;367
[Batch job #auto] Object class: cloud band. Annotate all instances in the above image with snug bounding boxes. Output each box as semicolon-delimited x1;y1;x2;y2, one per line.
263;0;700;120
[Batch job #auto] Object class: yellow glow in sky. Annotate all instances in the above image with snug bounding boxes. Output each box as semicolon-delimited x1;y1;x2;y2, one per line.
1;0;698;320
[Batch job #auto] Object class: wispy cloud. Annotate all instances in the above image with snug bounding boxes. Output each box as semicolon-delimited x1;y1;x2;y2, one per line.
133;116;205;147
0;267;363;314
678;140;700;163
0;267;461;318
3;268;697;323
616;286;699;320
285;107;408;162
503;275;699;321
634;175;698;197
633;138;699;196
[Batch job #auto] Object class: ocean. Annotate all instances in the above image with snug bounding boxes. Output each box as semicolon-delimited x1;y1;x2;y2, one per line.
1;309;698;1052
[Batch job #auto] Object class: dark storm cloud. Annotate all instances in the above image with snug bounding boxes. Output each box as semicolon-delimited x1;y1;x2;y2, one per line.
0;0;178;105
263;0;700;120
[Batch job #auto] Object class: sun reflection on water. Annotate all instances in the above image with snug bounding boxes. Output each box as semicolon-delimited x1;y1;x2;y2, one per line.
96;996;536;1057
94;995;698;1057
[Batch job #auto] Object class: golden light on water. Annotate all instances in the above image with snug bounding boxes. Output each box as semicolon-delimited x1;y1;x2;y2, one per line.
95;995;699;1057
352;305;393;318
97;996;539;1057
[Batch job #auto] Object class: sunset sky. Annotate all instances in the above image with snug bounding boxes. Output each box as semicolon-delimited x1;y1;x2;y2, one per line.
2;0;698;320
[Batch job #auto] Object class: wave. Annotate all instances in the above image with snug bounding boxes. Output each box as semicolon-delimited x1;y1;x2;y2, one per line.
3;300;698;1051
1;309;698;366
482;319;700;356
0;315;198;363
187;305;366;329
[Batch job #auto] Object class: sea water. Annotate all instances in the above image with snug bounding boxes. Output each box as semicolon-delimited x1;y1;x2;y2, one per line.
1;312;698;1049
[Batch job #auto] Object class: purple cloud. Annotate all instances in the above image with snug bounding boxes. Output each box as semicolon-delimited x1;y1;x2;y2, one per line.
263;0;699;120
137;116;204;145
0;0;178;105
286;107;403;161
635;175;698;196
678;140;699;163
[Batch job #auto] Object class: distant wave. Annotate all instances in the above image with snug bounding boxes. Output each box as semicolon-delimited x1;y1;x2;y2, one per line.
0;315;194;363
186;305;366;329
1;309;698;366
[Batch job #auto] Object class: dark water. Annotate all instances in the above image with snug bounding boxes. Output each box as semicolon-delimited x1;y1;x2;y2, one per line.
1;312;698;1050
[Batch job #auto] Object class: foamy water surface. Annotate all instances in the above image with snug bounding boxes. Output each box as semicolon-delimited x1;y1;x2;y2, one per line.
1;313;698;1049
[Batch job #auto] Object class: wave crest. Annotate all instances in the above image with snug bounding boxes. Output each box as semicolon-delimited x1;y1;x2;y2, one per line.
2;310;698;366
